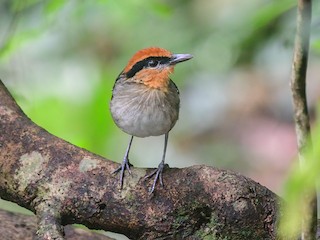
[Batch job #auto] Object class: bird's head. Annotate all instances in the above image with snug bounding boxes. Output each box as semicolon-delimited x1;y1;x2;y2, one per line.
122;47;192;90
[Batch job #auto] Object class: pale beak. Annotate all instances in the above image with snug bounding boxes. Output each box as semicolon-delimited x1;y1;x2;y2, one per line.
169;53;193;65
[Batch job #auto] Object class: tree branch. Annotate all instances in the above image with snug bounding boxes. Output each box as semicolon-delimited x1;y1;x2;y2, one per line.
290;0;316;239
0;79;278;239
0;209;112;240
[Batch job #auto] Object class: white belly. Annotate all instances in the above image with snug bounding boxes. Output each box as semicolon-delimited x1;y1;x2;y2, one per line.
110;83;179;137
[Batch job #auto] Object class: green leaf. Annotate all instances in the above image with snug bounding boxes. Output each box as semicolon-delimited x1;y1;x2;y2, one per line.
279;105;320;238
44;0;66;15
11;0;41;12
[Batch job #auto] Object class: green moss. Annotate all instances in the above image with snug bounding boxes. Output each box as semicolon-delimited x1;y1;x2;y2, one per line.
194;214;227;240
172;214;189;229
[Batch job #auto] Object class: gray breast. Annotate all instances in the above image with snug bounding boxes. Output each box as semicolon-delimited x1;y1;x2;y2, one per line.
110;81;180;137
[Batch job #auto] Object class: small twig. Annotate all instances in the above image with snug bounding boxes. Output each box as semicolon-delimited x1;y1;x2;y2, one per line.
290;0;316;239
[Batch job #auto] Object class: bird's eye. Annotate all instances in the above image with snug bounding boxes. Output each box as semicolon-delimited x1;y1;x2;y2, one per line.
148;60;159;68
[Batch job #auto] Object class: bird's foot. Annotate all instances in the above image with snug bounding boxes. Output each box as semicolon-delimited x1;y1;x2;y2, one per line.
144;162;168;194
113;157;133;189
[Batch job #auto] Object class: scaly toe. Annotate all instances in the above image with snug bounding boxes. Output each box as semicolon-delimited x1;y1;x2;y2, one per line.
144;162;165;193
113;158;133;189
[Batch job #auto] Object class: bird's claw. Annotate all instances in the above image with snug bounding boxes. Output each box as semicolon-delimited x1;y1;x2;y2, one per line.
144;162;166;194
113;157;132;189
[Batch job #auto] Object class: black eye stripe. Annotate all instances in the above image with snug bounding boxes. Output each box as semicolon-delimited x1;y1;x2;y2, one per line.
126;56;171;78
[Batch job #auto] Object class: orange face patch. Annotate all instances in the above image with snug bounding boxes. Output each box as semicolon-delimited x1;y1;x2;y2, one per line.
134;67;174;91
124;47;172;73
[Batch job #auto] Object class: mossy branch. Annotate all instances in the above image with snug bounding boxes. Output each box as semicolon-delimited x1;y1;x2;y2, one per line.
0;79;279;239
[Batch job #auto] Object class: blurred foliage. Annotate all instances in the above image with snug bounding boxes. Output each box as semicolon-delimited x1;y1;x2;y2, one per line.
1;0;320;239
279;111;320;238
0;0;300;156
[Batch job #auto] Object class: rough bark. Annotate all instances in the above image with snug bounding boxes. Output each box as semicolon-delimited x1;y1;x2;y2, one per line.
0;209;113;240
0;79;279;239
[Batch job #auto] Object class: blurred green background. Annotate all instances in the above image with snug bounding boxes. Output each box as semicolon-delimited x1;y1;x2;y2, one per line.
1;0;320;239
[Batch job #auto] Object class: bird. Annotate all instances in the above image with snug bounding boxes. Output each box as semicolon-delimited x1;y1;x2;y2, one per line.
110;47;192;193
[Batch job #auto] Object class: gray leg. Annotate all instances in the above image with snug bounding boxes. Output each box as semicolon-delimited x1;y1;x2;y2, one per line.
113;135;134;189
145;132;169;193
